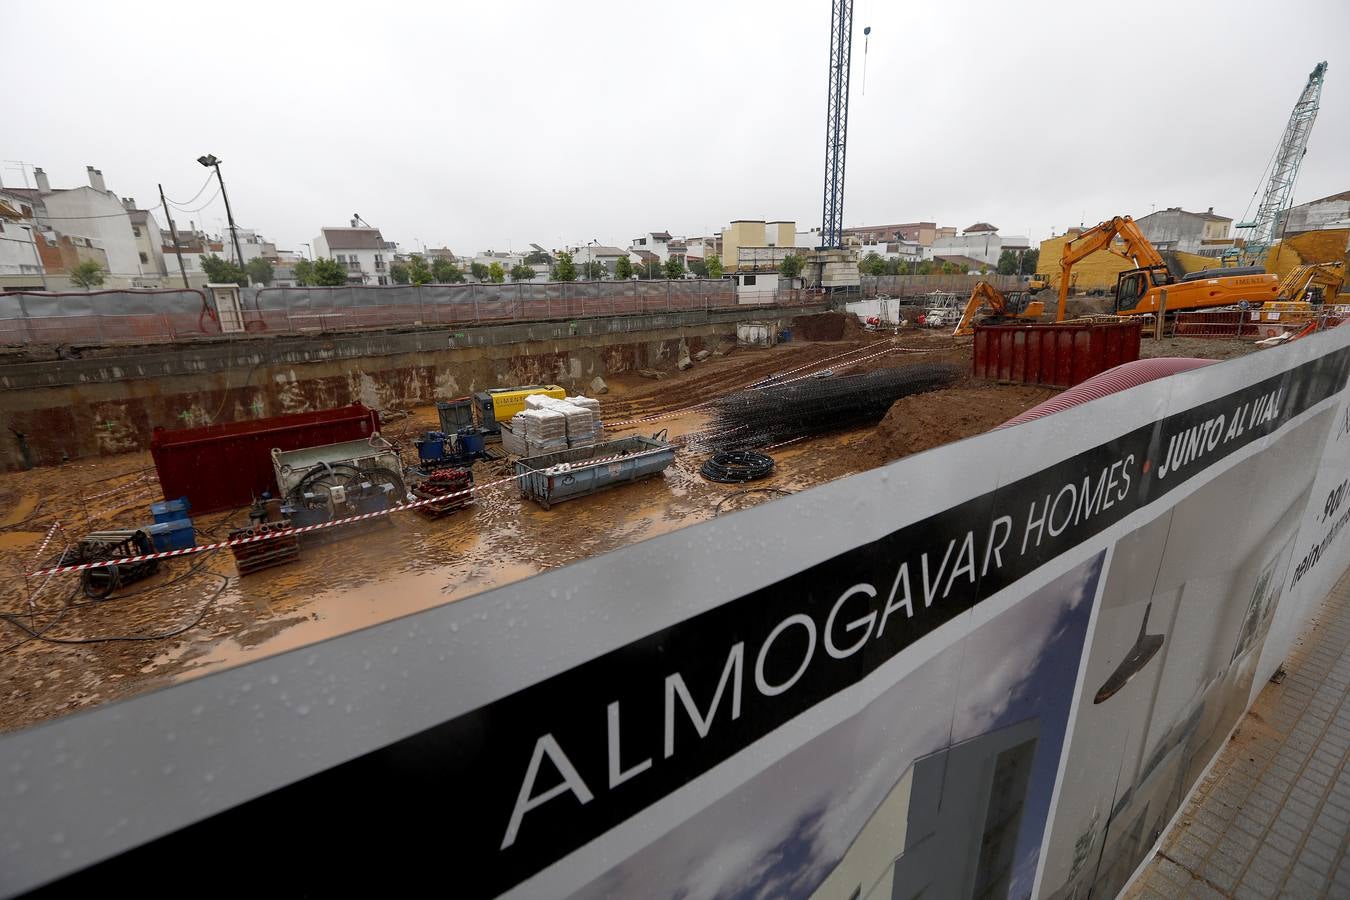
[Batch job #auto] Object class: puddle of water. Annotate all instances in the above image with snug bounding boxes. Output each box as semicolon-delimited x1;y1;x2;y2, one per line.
0;531;43;550
147;417;851;683
160;556;543;680
0;494;38;528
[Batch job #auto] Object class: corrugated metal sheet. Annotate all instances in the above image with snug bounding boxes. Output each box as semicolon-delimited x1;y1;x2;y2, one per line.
150;405;380;513
972;322;1142;389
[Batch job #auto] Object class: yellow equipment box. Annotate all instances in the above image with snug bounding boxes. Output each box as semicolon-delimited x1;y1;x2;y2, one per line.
474;385;566;427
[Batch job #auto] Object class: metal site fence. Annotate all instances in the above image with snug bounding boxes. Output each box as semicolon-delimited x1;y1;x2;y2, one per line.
246;280;743;332
0;279;818;346
0;289;213;346
1170;310;1261;338
861;273;1022;298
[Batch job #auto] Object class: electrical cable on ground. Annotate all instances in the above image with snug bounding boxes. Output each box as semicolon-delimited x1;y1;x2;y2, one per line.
0;556;230;647
701;450;775;483
713;487;795;516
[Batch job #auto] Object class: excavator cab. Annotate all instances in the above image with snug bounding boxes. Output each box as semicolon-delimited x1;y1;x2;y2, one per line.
1115;265;1174;313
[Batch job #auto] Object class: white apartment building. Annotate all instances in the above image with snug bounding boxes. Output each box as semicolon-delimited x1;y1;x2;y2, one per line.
21;166;168;286
925;223;1029;267
312;226;397;285
216;226;276;265
128;204;168;279
0;191;47;289
630;231;672;263
565;245;628;276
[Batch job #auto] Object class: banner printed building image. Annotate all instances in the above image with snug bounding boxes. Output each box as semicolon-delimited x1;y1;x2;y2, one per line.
809;717;1041;900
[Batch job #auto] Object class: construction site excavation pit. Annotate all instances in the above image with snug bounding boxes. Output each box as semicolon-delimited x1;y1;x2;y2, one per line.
0;313;1247;733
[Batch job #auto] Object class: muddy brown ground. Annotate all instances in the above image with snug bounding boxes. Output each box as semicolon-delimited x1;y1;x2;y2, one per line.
0;321;1264;732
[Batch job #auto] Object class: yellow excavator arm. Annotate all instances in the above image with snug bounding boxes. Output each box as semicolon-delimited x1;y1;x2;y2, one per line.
953;282;1002;336
1056;216;1167;321
1277;261;1345;302
953;281;1045;336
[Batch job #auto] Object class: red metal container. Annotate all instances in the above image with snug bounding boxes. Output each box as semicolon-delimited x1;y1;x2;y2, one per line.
972;321;1142;389
150;404;381;513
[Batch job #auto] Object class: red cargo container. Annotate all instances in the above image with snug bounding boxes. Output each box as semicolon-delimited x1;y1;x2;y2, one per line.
972;321;1142;389
150;404;381;513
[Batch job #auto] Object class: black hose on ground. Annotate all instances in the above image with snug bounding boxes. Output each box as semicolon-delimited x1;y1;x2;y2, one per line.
713;487;795;515
701;450;775;484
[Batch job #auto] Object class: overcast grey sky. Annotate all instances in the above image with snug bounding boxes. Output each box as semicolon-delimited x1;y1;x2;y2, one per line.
3;0;1346;255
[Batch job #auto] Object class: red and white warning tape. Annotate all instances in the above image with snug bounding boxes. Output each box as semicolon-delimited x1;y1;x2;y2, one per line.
82;472;153;502
26;446;676;578
32;520;64;564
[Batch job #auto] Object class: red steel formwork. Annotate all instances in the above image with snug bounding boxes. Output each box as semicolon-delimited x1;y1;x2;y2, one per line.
149;404;381;514
972;321;1142;389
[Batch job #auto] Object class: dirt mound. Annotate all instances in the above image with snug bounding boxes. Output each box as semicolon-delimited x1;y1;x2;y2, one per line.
792;312;862;342
858;383;1058;468
1064;296;1115;318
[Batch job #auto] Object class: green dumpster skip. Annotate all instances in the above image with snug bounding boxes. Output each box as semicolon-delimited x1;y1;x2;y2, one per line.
515;435;676;509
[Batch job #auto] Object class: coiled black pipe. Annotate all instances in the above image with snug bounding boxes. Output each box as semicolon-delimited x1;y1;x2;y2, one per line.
701;450;775;483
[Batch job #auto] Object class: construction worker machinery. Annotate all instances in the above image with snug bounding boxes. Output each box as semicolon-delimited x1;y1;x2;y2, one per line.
1054;216;1280;321
1233;62;1329;267
1276;262;1345;304
953;282;1046;336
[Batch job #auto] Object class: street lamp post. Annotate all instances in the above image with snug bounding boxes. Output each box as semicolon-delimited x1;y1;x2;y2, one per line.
197;154;245;269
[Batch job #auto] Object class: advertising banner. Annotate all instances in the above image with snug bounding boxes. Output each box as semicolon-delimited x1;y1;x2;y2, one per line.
3;328;1350;898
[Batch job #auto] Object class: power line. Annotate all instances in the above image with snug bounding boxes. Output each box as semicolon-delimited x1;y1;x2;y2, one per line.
22;209;153;221
167;184;221;215
162;171;215;207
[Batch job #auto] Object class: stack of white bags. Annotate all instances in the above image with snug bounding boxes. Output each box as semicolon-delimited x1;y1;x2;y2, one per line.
565;395;605;444
504;393;608;457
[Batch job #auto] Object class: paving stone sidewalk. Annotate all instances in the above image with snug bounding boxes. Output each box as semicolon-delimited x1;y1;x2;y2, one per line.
1125;572;1350;899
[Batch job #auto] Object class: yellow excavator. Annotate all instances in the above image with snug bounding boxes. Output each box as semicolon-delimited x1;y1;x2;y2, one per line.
1259;262;1346;324
953;282;1046;336
1054;216;1281;321
1275;261;1344;304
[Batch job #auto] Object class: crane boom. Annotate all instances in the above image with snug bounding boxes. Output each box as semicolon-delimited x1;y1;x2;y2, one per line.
1237;62;1328;265
1056;216;1166;321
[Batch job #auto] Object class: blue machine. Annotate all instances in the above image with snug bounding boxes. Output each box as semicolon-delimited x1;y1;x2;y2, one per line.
456;428;485;456
146;518;196;551
150;496;191;523
415;431;447;462
412;429;491;474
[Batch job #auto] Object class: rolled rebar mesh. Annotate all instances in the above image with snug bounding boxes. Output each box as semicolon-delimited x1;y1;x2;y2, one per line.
700;363;962;451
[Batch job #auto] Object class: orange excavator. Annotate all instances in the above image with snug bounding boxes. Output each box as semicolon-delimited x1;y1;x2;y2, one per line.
1054;216;1281;321
953;282;1045;336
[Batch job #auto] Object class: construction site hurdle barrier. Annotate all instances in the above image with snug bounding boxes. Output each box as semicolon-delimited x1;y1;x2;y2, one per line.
9;327;1350;899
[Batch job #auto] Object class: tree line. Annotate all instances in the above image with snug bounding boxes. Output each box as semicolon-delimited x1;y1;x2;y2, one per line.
65;246;1037;291
855;248;1040;278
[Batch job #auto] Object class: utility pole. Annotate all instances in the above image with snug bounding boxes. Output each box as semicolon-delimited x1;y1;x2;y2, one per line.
159;183;190;289
197;155;245;269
